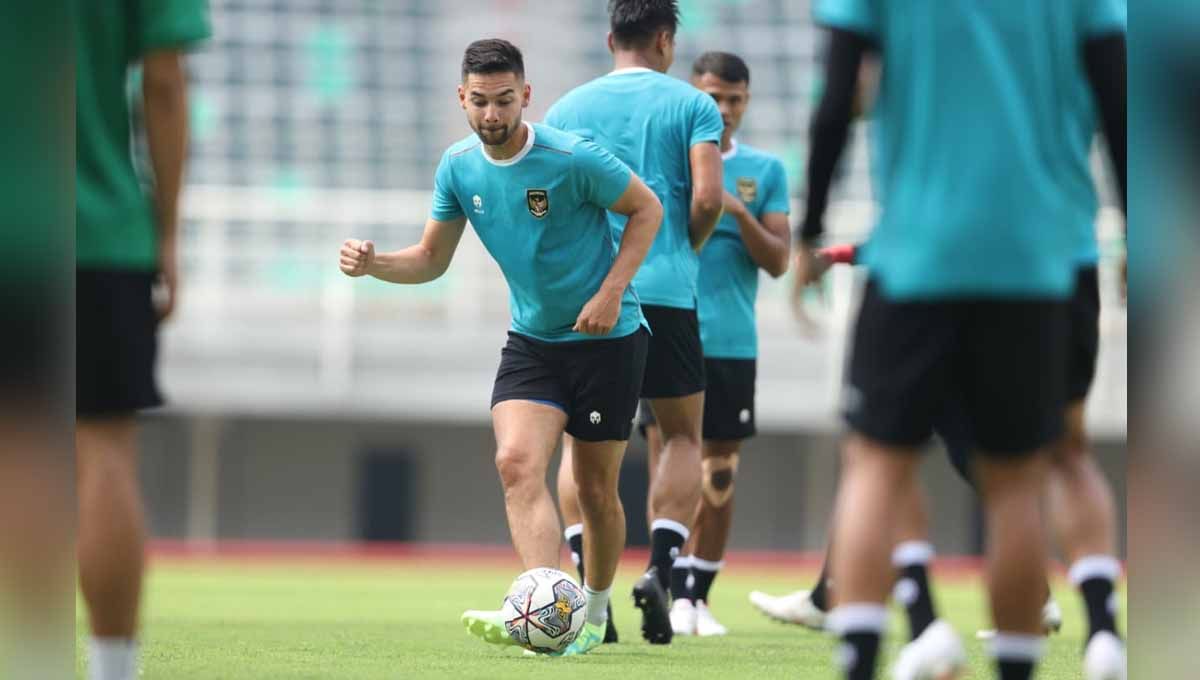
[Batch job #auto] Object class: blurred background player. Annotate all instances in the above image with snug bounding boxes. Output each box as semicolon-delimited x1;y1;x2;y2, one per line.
546;0;725;645
658;51;790;638
338;39;663;657
756;3;1127;675
791;0;1127;678
75;2;210;679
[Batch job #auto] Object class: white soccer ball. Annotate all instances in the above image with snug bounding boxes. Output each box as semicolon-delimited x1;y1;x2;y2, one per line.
500;567;587;654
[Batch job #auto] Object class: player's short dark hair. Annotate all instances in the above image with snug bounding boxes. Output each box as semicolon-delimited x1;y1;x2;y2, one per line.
461;39;525;80
692;51;751;86
608;0;680;49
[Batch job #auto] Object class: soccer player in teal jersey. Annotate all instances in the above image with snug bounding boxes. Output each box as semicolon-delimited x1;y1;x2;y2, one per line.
75;3;210;679
339;39;664;658
655;52;790;638
545;0;725;646
787;2;1129;679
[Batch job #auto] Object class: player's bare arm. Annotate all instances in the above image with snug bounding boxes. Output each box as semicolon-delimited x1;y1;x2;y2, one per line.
688;142;724;251
574;173;663;336
143;50;191;321
721;191;789;277
340;215;468;283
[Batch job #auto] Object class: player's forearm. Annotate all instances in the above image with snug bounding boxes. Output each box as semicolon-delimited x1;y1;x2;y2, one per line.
688;196;722;250
731;208;790;277
142;53;190;249
368;246;447;284
603;203;662;294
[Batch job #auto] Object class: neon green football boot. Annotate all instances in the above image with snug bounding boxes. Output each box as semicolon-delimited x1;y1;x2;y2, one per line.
462;610;519;648
555;621;605;657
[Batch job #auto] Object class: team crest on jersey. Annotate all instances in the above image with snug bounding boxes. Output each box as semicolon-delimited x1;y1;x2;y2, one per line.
736;177;758;203
526;189;549;218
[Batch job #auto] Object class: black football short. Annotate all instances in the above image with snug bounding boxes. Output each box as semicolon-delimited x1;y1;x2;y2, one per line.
77;269;163;418
641;304;705;399
935;265;1100;479
701;358;756;441
491;328;648;441
844;279;1068;457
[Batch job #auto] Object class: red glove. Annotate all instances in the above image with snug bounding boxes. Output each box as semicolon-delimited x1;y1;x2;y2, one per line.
818;244;857;265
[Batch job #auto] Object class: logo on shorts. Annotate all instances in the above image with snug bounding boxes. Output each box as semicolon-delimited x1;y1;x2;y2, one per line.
736;177;758;203
589;411;602;425
527;189;549;218
739;408;751;424
472;195;484;213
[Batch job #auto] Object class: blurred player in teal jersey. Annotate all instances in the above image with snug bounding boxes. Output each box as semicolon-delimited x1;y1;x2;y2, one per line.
789;1;1128;679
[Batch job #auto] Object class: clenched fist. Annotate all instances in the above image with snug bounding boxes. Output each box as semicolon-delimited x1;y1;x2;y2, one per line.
574;287;621;336
340;239;375;277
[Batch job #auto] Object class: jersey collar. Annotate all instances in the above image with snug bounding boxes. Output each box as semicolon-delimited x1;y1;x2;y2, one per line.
722;138;740;161
608;66;654;76
481;121;536;167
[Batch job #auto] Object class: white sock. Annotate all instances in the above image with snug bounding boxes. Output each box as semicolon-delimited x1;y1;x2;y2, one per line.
989;632;1047;663
89;638;138;680
826;603;889;636
1067;554;1122;586
584;585;612;627
891;540;935;568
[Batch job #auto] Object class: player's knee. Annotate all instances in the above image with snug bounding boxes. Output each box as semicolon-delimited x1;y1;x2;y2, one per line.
78;445;138;491
662;427;702;452
701;453;739;508
575;477;618;515
494;446;539;489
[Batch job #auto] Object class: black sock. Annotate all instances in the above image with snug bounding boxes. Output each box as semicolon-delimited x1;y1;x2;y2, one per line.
690;557;721;603
892;542;937;639
1080;577;1117;640
565;525;585;581
997;659;1034;680
648;522;688;592
1070;555;1121;643
829;605;887;680
841;632;880;680
811;556;831;612
669;556;692;601
895;563;936;639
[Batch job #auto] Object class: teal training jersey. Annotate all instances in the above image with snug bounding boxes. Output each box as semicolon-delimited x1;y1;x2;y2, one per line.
430;122;645;343
698;142;790;359
815;0;1127;299
545;67;724;309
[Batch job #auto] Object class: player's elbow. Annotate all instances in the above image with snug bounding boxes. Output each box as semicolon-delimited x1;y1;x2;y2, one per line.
428;252;453;281
765;252;790;279
692;187;723;221
641;197;664;238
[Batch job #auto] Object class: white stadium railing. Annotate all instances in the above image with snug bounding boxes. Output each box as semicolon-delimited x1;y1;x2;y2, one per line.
163;186;1126;437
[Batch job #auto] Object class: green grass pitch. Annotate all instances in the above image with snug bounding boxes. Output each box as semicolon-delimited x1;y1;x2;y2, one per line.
75;556;1125;679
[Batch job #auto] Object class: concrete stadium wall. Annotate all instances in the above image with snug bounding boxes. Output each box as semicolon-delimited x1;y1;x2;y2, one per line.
139;414;1127;558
